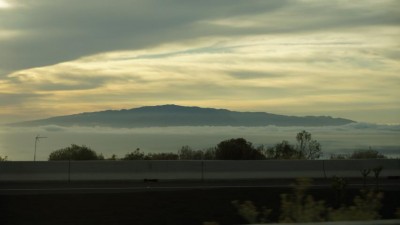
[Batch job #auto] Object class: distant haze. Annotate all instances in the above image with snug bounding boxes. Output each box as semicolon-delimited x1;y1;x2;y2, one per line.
1;123;399;161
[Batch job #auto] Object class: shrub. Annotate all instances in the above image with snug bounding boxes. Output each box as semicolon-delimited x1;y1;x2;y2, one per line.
49;144;103;160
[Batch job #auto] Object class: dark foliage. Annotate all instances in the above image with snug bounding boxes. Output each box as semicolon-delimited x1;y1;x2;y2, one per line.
48;144;103;160
350;149;386;159
215;138;265;160
178;146;216;160
147;152;179;160
296;130;322;159
266;141;300;159
122;148;147;160
122;148;178;160
330;149;387;160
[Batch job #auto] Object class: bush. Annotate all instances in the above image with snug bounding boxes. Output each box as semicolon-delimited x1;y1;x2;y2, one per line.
233;178;384;223
330;149;386;160
350;149;386;159
215;138;265;160
49;144;103;160
328;189;383;221
122;148;148;160
178;146;206;160
147;152;179;160
122;148;179;160
266;141;300;159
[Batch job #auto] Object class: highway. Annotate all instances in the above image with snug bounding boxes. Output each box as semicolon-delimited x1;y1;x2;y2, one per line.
1;177;399;225
1;159;398;194
1;178;399;195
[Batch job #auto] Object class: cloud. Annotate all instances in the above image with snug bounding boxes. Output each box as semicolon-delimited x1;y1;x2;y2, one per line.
0;93;47;106
0;0;290;74
1;0;399;75
0;0;399;124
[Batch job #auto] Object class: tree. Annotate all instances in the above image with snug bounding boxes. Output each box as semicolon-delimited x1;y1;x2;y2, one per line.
215;138;265;160
49;144;103;160
147;152;179;160
350;149;386;159
372;166;383;190
331;149;386;160
296;130;322;159
267;141;300;159
178;146;205;160
108;154;118;160
122;148;148;160
203;147;216;160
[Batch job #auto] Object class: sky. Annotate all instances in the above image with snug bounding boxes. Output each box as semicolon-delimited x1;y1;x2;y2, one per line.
0;0;399;124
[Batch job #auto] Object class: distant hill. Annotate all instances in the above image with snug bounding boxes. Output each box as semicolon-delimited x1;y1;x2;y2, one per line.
10;104;355;127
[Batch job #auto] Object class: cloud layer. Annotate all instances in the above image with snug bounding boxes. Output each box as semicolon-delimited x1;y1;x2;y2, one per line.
0;0;399;124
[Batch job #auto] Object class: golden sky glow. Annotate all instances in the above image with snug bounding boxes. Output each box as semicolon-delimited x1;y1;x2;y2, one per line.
0;0;399;124
0;0;10;8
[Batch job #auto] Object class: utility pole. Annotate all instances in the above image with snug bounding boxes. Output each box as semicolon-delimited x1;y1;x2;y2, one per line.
34;135;47;162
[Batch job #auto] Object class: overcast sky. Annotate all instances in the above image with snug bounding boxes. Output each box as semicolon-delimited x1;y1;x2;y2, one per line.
0;0;399;124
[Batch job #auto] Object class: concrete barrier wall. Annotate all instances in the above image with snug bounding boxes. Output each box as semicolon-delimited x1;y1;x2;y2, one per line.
323;159;400;178
203;160;325;179
0;159;399;182
70;161;203;181
0;161;70;181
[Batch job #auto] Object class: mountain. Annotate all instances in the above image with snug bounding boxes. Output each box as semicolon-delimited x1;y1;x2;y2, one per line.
10;104;355;127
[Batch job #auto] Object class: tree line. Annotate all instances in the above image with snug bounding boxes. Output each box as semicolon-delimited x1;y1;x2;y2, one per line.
45;130;387;161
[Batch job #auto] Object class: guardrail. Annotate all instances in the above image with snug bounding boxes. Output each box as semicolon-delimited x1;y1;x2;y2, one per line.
0;159;399;182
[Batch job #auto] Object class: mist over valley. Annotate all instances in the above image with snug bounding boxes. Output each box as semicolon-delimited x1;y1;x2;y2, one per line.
1;123;399;161
1;105;398;161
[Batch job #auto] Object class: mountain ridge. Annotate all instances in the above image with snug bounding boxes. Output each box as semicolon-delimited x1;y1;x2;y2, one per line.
9;104;355;127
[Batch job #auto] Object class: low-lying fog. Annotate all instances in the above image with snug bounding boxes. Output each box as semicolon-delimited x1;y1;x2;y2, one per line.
1;123;399;161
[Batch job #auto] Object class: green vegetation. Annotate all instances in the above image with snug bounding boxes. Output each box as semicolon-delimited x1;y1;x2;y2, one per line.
121;148;179;160
231;200;271;224
265;141;299;159
46;130;389;160
215;138;265;160
296;130;322;159
48;144;104;160
331;176;348;207
331;148;387;160
279;178;326;223
328;189;383;221
121;148;147;160
263;130;322;160
117;132;321;160
178;146;215;160
232;178;384;224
